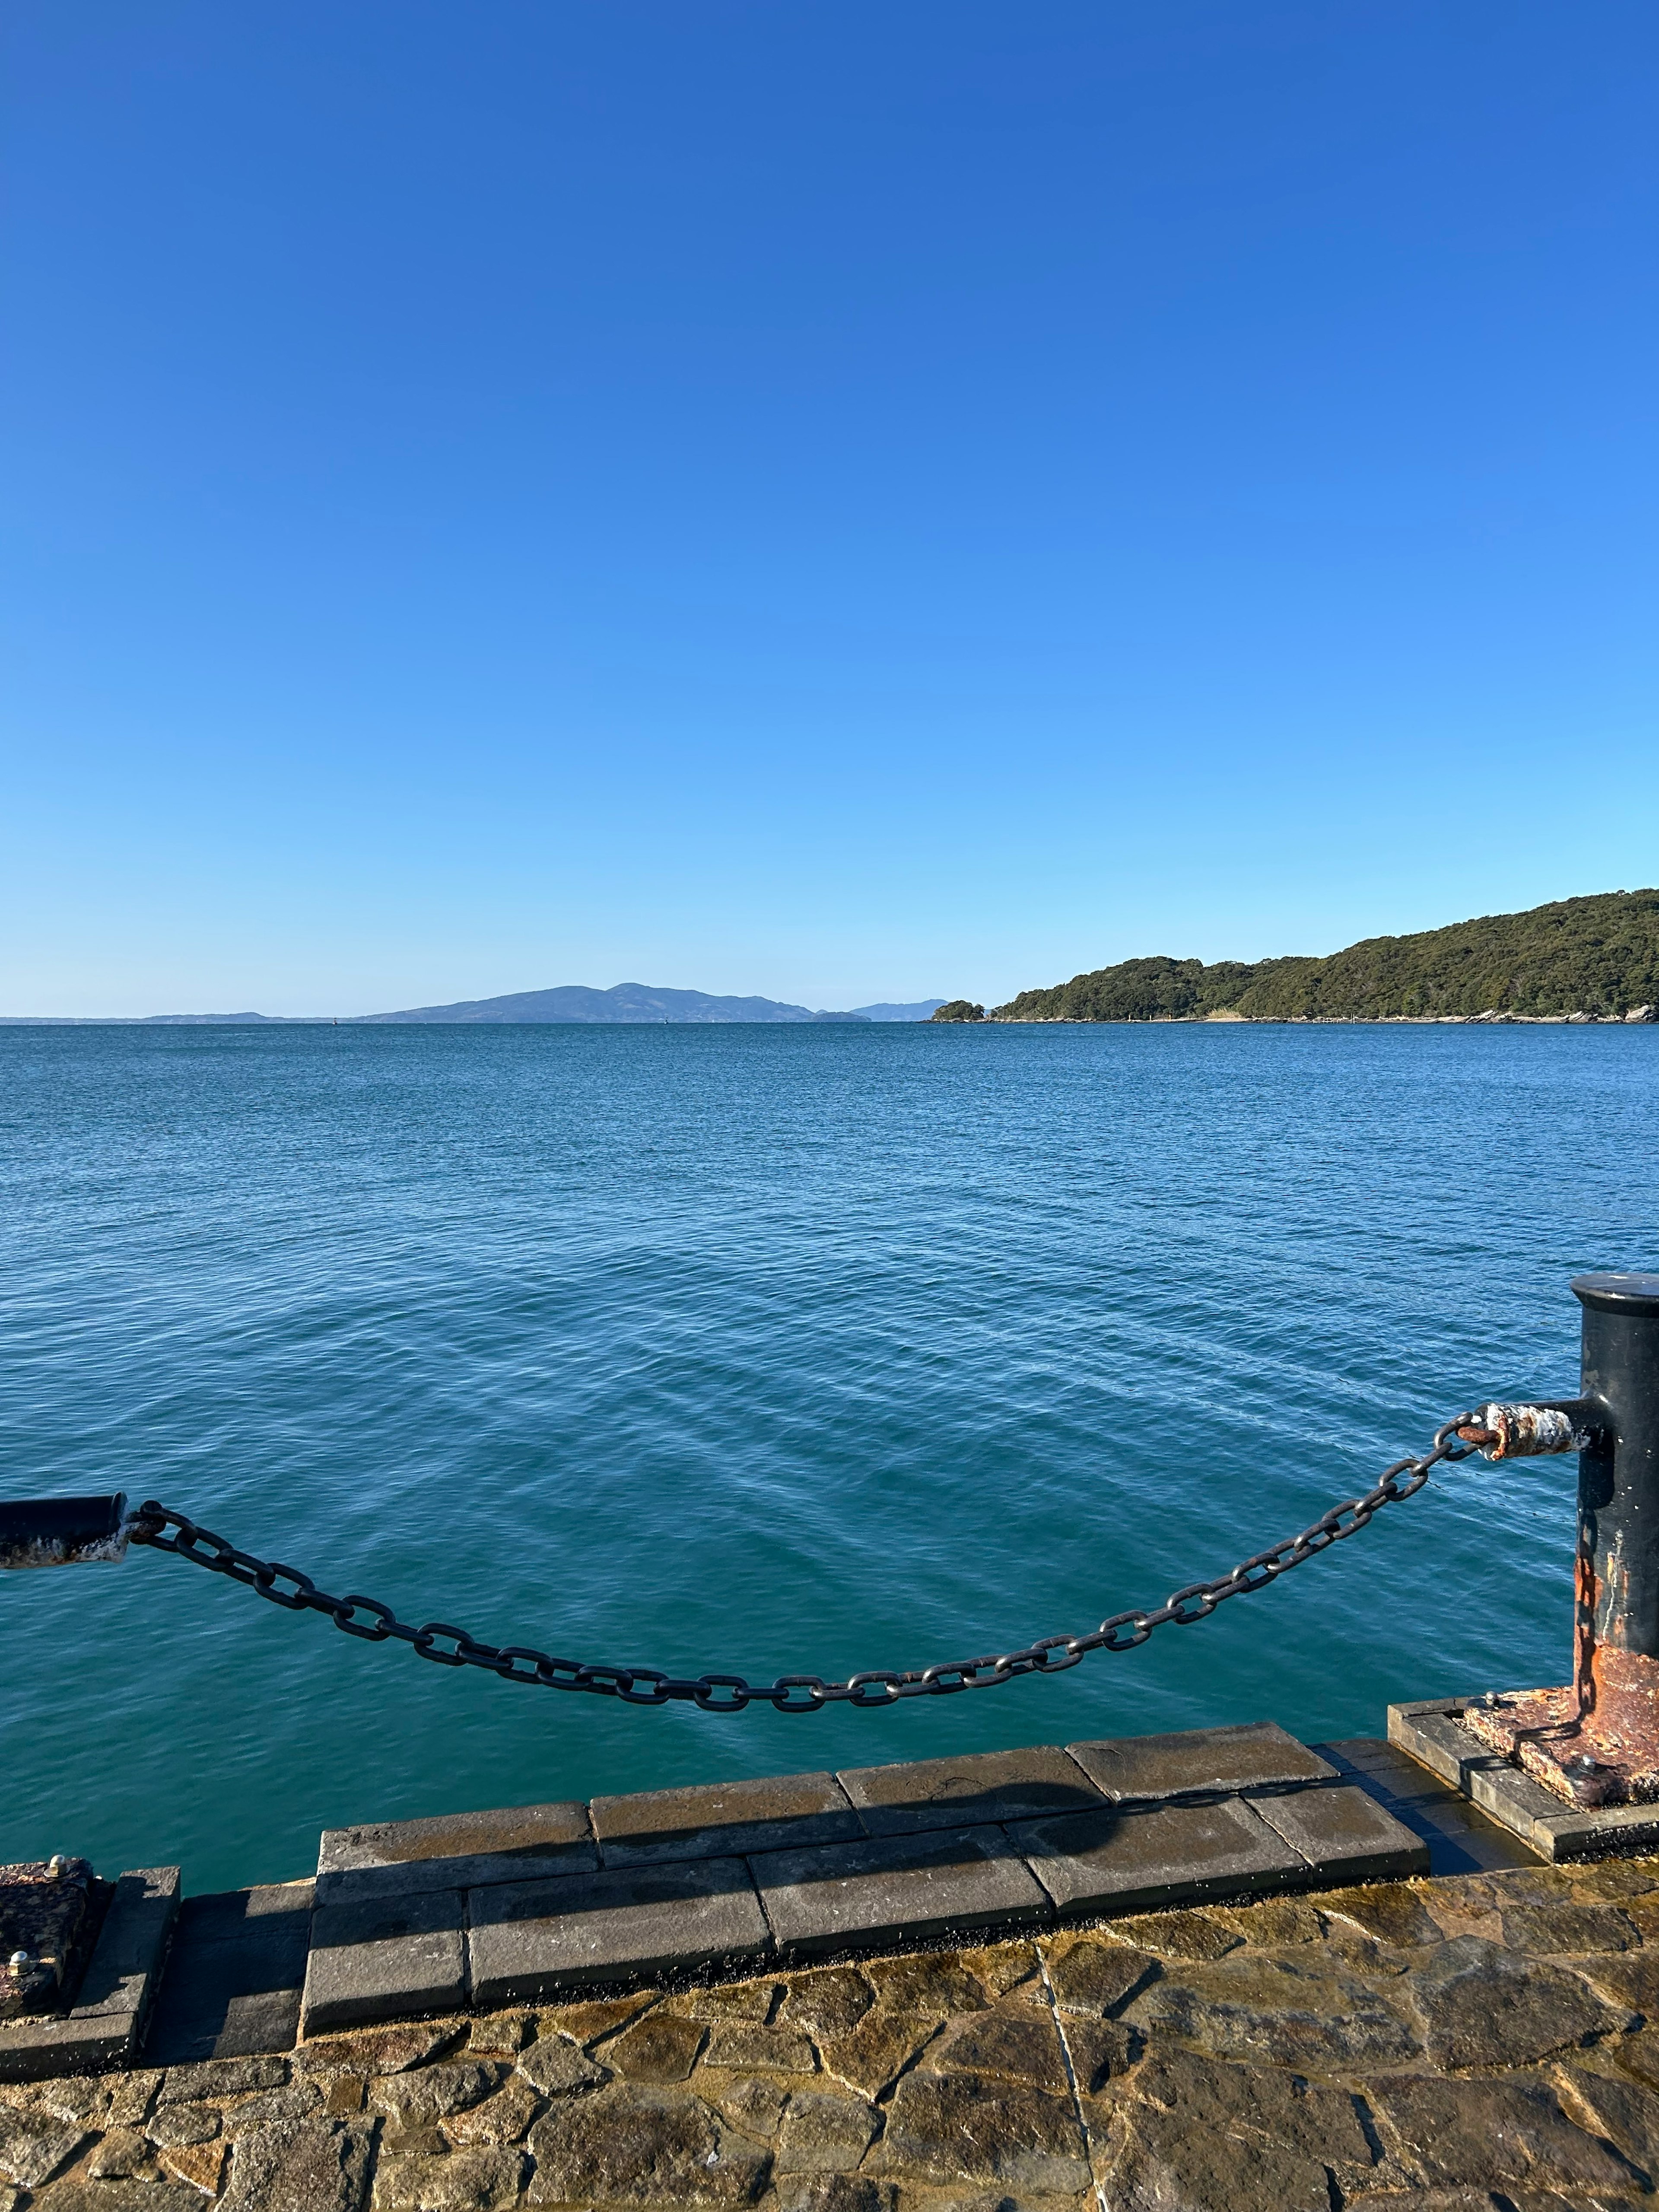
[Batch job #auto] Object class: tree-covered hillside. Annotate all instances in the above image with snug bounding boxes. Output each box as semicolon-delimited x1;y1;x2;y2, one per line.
982;890;1659;1023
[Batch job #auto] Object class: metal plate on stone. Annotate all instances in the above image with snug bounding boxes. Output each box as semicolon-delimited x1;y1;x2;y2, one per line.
0;1859;98;2017
591;1770;860;1867
836;1746;1106;1836
1066;1722;1338;1803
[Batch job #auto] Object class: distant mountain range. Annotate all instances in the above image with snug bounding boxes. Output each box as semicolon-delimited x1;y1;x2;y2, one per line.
1;987;948;1026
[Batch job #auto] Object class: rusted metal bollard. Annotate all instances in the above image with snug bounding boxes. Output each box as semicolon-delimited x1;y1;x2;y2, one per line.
1464;1271;1659;1807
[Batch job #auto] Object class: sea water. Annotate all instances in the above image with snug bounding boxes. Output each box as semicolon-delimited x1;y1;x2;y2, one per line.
2;1020;1655;1893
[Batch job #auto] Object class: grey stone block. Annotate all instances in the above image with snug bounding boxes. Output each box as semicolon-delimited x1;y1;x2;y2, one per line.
750;1825;1051;1960
836;1746;1105;1837
1016;1796;1306;1915
1066;1721;1337;1803
0;1866;180;2082
467;1857;770;2004
592;1770;860;1867
145;1883;315;2065
315;1800;595;1904
299;1887;466;2036
1253;1783;1430;1882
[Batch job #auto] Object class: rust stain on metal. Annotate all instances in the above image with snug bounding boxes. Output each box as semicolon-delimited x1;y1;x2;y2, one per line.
1455;1402;1586;1460
0;1858;100;2019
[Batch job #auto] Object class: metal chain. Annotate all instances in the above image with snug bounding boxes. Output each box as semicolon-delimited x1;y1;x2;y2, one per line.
125;1416;1477;1713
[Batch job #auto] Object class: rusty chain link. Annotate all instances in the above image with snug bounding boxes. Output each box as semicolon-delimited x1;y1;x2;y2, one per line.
125;1415;1478;1712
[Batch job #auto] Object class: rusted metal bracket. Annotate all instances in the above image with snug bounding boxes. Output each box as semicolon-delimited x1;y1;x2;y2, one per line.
1461;1273;1659;1810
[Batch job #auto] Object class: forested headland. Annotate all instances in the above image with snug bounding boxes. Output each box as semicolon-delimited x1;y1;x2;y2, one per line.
933;890;1659;1023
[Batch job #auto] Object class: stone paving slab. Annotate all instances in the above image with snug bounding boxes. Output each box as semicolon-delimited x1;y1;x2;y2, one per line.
143;1883;314;2066
591;1770;860;1867
1252;1780;1430;1882
1067;1719;1338;1802
301;1889;467;2037
0;1867;179;2084
1016;1794;1309;1915
751;1824;1052;1958
315;1802;596;1905
467;1857;772;2004
1390;1694;1659;1862
836;1745;1105;1835
1316;1735;1538;1873
16;1848;1659;2212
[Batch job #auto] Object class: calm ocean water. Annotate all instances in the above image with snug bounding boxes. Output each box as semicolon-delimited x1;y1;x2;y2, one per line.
3;1022;1655;1893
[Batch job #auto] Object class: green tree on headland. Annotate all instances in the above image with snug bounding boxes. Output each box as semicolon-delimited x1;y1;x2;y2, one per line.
986;890;1659;1022
930;1000;985;1022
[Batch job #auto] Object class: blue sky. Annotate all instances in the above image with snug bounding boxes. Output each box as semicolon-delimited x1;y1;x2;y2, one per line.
3;1;1656;1016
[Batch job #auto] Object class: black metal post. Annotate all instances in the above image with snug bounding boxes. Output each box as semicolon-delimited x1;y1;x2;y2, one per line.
1576;1271;1659;1665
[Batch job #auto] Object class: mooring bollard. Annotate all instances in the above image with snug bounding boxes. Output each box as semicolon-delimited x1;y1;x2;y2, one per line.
0;1494;130;1571
1459;1271;1659;1808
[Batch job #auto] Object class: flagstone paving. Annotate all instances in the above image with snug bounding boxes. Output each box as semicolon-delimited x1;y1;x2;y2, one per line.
8;1851;1659;2211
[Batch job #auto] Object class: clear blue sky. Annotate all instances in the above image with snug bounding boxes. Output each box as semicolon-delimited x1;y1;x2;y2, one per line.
3;2;1655;1016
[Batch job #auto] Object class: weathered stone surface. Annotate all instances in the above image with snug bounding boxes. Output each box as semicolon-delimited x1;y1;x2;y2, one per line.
1500;1901;1644;1955
146;2098;220;2146
956;1940;1042;1999
469;1859;770;2003
514;2032;608;2096
31;2185;207;2212
666;1980;782;2021
1107;1908;1243;1961
462;2014;530;2059
928;2009;1070;2094
220;2115;376;2211
860;1952;988;2014
158;2051;289;2102
156;2135;229;2193
526;2084;771;2204
1253;1783;1429;1883
442;2079;541;2148
600;2010;706;2082
592;1773;859;1867
220;2082;324;2133
298;2024;466;2076
86;2126;150;2179
836;1748;1104;1836
702;2021;817;2073
1062;2015;1137;2093
772;2180;895;2212
0;2103;90;2187
373;2061;508;2126
302;1890;467;2035
1366;2072;1637;2193
1020;1798;1306;1917
1128;1950;1421;2068
1097;2047;1376;2212
873;2070;1089;2193
777;1967;873;2040
1217;1894;1326;1945
817;2012;939;2097
753;1828;1048;1959
1408;1936;1630;2067
774;2090;879;2172
1553;2064;1659;2181
317;1803;595;1905
1042;1937;1159;2015
1320;1881;1443;1949
373;2146;532;2210
1067;1723;1336;1803
540;1991;658;2044
702;2071;789;2142
1573;1948;1659;2019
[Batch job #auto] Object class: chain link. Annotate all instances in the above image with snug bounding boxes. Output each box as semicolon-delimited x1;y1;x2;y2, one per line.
125;1416;1477;1713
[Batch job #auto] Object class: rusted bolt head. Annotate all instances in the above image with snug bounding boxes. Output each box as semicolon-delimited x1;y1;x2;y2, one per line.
1574;1752;1600;1772
47;1854;66;1876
